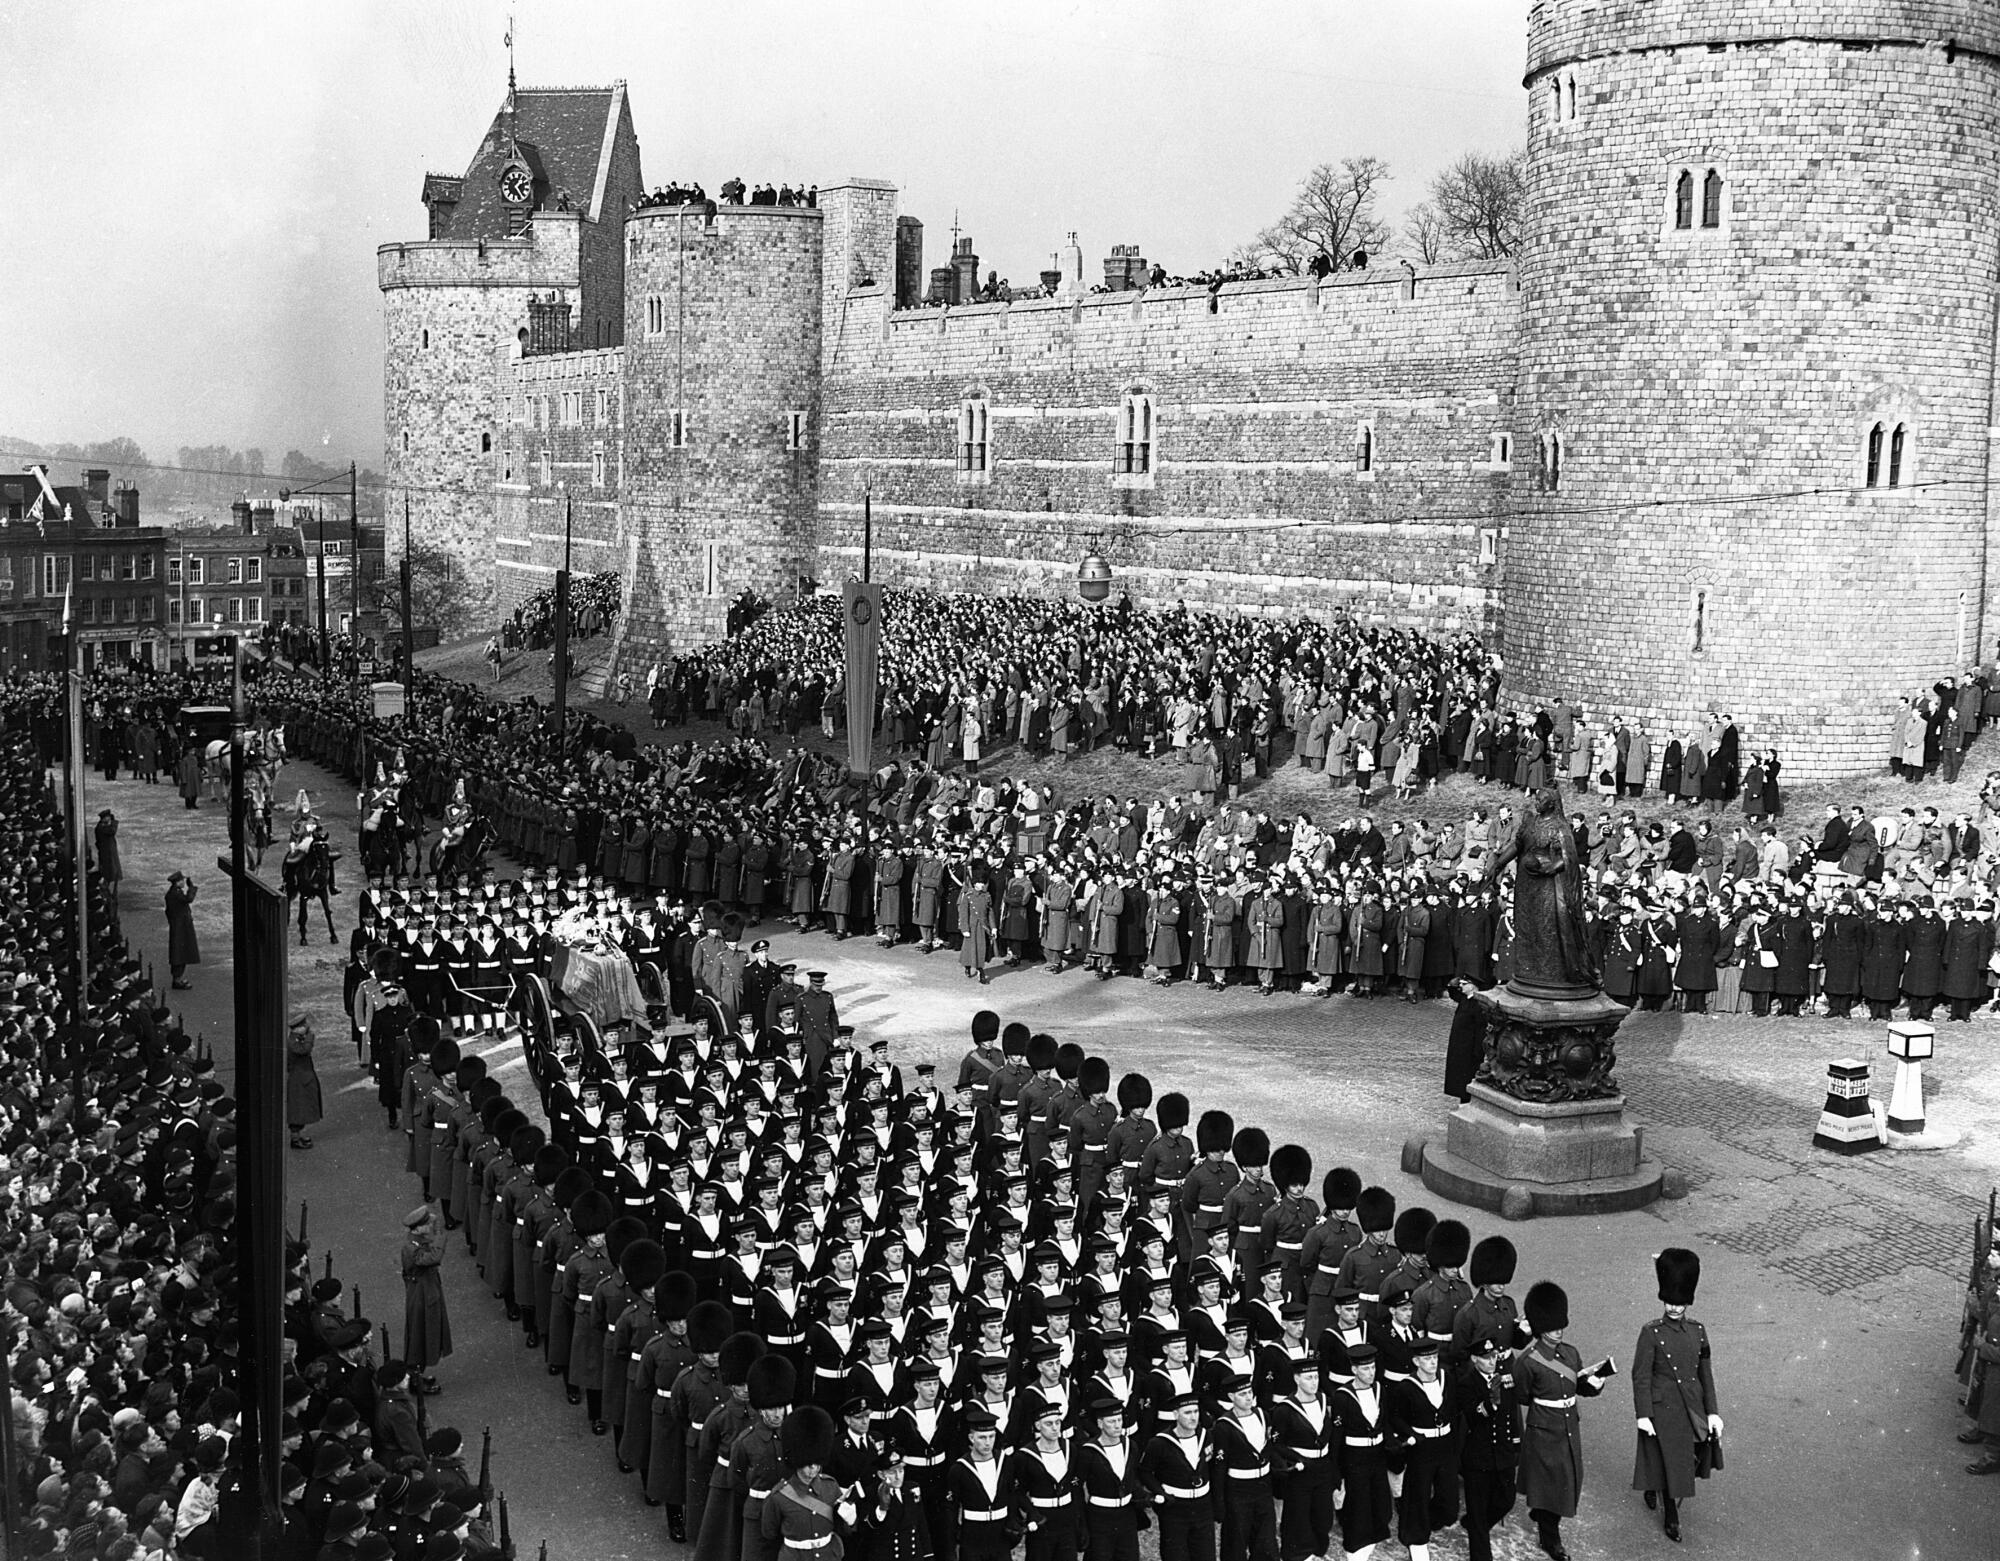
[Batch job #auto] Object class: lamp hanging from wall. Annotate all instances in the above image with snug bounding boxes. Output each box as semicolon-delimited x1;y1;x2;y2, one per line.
1076;540;1113;603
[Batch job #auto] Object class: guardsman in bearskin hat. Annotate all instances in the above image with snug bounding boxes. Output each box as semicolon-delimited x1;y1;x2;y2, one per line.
1515;1280;1613;1561
1631;1248;1721;1543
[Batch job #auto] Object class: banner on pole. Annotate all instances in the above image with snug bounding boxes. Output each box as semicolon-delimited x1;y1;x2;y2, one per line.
842;580;882;778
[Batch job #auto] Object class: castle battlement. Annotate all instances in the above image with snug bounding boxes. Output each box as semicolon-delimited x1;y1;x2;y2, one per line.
378;225;582;290
1526;0;2000;70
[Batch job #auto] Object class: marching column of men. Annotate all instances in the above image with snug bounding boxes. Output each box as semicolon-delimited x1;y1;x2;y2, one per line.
355;874;1716;1561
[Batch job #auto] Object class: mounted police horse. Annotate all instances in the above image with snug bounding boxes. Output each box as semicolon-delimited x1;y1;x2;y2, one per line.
282;836;340;946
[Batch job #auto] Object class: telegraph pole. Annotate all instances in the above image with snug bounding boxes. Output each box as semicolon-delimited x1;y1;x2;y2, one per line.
314;504;330;671
552;491;573;735
349;463;360;645
401;498;416;713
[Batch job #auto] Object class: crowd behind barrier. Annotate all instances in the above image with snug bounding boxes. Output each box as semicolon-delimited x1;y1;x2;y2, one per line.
0;727;512;1560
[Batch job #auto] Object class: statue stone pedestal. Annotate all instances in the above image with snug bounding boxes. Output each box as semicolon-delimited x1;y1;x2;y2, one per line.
1420;985;1664;1217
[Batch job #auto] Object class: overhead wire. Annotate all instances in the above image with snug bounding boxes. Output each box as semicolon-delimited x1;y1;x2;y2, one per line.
0;442;1969;536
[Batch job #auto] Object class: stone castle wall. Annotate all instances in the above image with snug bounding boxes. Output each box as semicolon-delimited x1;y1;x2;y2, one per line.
1508;4;2000;779
378;222;584;614
493;346;626;617
815;263;1519;637
387;12;2000;778
612;204;824;658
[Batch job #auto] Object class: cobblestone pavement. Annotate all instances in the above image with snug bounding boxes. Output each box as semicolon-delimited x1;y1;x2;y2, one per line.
89;750;2000;1561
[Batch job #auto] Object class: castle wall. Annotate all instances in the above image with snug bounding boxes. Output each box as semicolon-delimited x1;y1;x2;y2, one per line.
616;205;824;656
494;346;626;616
1509;7;2000;779
816;265;1519;635
379;226;584;613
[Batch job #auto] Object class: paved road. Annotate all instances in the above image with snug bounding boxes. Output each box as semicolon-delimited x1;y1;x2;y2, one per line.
93;750;2000;1561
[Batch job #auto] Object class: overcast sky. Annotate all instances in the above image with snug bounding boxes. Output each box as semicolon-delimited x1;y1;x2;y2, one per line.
0;0;1525;476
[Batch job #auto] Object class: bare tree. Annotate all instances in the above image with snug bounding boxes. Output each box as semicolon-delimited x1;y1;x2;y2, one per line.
1428;149;1528;261
1243;157;1393;274
1403;201;1450;265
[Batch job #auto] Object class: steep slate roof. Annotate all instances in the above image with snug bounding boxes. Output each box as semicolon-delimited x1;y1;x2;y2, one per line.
439;86;627;241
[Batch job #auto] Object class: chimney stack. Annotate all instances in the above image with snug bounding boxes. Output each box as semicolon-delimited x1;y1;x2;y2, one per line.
231;499;253;534
83;468;110;507
251;501;275;535
895;217;925;309
113;484;139;527
951;237;979;306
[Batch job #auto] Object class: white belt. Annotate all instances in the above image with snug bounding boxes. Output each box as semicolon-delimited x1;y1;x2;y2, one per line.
783;1535;832;1551
1029;1494;1070;1509
1087;1494;1130;1508
1343;1435;1382;1448
748;1487;774;1501
1234;1225;1261;1236
1359;1292;1380;1303
1226;1465;1269;1479
962;1508;1008;1522
766;1333;803;1346
1534;1397;1576;1411
902;1453;941;1468
1275;1241;1302;1252
1409;1425;1450;1439
1161;1483;1210;1500
1286;1447;1328;1461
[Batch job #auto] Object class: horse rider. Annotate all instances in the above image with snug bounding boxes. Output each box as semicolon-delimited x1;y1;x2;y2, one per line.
360;767;400;881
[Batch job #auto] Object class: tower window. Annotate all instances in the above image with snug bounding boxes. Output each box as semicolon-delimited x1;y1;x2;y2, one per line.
786;411;808;452
1487;432;1513;470
1354;422;1375;477
480;432;492;454
1541;432;1563;491
646;295;666;337
1701;169;1724;228
1116;392;1154;477
957;397;990;474
1866;423;1884;487
1565;76;1577;120
1691;587;1707;654
701;541;722;598
1550;79;1562;121
421;327;430;350
670;410;691;449
1674;171;1695;230
1889;423;1907;487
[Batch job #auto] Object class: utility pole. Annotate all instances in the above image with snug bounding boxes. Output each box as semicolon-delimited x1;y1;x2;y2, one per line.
401;498;416;714
552;492;572;734
314;504;330;671
349;462;359;647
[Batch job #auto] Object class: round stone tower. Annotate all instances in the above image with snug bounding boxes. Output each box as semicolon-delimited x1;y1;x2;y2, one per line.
616;203;824;654
1507;1;2000;779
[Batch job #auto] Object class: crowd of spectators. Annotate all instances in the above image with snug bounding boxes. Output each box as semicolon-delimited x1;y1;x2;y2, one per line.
0;678;521;1559
505;572;620;655
635;181;817;212
186;584;1965;1025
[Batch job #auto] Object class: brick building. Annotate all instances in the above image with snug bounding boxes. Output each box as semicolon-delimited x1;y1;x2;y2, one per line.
383;3;2000;777
0;466;166;672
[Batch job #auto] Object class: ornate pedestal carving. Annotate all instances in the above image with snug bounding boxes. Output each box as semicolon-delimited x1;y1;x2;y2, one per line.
1420;985;1663;1217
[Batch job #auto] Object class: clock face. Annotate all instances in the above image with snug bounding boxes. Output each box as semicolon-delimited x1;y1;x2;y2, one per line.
500;164;532;206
